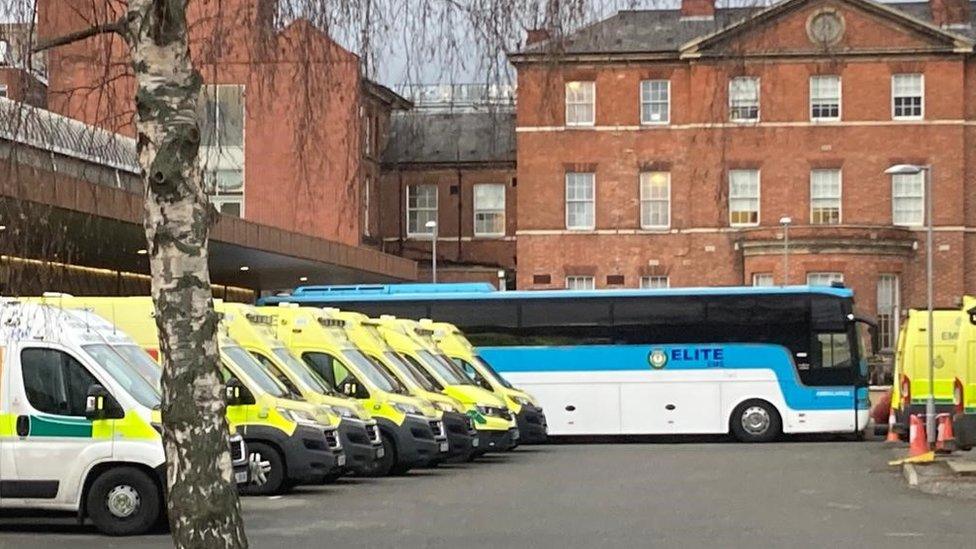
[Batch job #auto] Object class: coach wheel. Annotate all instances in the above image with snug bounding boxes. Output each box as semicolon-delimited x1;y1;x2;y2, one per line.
731;400;781;443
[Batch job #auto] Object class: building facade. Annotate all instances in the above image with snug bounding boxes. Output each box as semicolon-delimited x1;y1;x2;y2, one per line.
510;0;976;350
37;0;408;249
380;86;517;287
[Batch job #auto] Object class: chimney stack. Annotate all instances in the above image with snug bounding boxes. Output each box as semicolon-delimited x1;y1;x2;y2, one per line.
681;0;716;19
931;0;971;27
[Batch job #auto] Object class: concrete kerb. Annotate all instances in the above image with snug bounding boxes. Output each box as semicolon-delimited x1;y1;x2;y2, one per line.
891;446;976;499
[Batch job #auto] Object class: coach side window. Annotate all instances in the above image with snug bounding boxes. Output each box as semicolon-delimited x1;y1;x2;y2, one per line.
814;333;852;369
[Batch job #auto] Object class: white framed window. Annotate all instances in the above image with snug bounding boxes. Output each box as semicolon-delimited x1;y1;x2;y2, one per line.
200;85;245;216
566;172;595;230
474;183;506;237
640;275;669;289
810;169;841;225
810;75;840;121
565;81;595;126
0;84;8;98
729;77;759;122
877;274;900;352
210;195;243;218
807;272;844;286
892;74;923;120
407;184;438;236
729;169;760;226
640;80;670;125
752;273;774;287
566;276;595;290
892;171;924;226
639;172;670;229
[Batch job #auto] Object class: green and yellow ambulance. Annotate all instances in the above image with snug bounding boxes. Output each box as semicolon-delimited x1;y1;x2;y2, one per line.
216;302;383;477
332;310;480;461
891;308;964;435
375;315;520;451
422;319;548;444
953;297;976;449
0;301;249;535
34;296;344;495
260;304;447;475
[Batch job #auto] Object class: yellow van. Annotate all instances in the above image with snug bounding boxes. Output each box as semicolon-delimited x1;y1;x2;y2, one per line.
953;297;976;450
34;296;345;495
259;305;448;475
891;308;964;434
375;316;519;451
422;319;548;444
216;302;384;477
333;311;481;461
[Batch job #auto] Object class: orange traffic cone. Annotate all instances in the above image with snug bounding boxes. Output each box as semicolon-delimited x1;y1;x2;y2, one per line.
885;408;901;444
935;413;955;453
908;414;929;457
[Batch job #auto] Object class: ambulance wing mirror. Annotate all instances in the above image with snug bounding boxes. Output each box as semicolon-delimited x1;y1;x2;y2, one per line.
85;384;124;420
339;380;367;399
968;307;976;326
225;378;255;406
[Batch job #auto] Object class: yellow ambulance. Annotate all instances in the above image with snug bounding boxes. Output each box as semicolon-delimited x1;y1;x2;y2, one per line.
259;305;448;475
422;319;548;444
215;302;384;477
375;316;520;451
34;296;344;495
891;308;964;435
332;310;480;461
953;297;976;450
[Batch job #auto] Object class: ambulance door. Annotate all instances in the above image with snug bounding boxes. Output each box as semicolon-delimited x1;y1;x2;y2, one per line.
6;344;113;505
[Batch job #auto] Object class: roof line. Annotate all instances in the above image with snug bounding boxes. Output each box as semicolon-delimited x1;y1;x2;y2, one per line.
681;0;974;54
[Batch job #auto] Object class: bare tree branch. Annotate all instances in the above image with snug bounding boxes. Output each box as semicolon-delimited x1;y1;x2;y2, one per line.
32;15;127;53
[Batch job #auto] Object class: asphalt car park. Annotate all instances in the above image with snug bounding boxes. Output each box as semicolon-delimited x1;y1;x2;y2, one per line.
2;439;976;548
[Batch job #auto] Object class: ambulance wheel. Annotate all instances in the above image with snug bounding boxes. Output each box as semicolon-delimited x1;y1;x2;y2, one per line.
86;466;162;536
365;433;396;477
240;443;286;496
731;400;781;443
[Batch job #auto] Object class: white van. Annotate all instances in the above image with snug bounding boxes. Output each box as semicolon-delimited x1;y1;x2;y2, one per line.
0;301;247;535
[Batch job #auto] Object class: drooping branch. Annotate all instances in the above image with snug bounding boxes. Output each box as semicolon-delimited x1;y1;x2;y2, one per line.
32;15;128;53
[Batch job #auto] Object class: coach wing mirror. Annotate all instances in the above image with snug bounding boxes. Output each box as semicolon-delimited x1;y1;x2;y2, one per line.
225;378;255;406
853;315;880;356
85;384;124;420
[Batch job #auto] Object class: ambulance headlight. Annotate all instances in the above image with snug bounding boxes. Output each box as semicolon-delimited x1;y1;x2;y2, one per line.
434;401;455;413
392;402;422;416
276;407;317;425
331;405;356;418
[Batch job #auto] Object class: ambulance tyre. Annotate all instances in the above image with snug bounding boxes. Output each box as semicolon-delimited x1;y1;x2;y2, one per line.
730;400;781;443
86;466;162;536
240;443;286;496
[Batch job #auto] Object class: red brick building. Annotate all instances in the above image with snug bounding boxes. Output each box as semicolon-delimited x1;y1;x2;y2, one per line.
510;0;976;350
380;88;517;287
37;0;408;249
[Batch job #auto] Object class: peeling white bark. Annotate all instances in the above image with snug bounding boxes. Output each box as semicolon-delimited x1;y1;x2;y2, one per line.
127;1;247;547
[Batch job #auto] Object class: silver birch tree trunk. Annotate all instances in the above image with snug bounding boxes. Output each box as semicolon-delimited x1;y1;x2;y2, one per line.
126;1;247;546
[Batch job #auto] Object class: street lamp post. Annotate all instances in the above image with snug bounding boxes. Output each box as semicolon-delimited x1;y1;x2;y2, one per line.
779;216;792;286
885;164;934;447
425;220;438;283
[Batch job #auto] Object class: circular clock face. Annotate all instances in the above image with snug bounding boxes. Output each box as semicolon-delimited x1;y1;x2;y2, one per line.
808;11;844;45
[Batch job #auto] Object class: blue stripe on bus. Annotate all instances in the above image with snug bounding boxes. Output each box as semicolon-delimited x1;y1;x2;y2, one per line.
478;343;858;412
